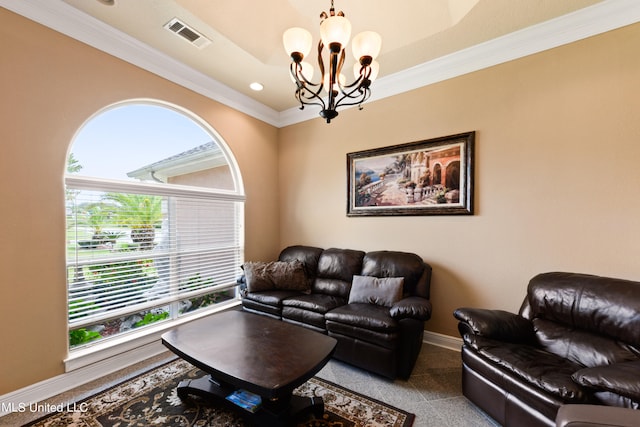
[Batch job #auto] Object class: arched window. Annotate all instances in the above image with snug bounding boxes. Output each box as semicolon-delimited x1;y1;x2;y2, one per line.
65;101;244;352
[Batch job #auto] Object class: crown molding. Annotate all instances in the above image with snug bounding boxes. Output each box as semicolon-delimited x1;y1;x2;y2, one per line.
3;0;640;128
280;0;640;126
0;0;281;126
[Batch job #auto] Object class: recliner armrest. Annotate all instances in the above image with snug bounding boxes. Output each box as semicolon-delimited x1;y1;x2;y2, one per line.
390;296;432;321
556;404;640;427
453;307;535;344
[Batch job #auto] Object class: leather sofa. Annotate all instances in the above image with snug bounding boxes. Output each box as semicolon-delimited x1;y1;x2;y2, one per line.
454;272;640;427
241;245;432;379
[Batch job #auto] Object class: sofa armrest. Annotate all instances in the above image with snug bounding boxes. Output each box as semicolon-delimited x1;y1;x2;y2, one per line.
390;296;432;321
453;307;535;344
556;404;640;427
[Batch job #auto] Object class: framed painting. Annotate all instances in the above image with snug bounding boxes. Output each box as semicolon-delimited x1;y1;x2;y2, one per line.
347;131;475;216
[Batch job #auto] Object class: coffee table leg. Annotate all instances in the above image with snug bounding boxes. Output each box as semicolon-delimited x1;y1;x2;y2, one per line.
176;375;325;425
289;395;325;420
176;375;233;401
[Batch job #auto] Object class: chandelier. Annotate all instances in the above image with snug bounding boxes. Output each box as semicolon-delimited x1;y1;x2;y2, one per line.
283;1;382;123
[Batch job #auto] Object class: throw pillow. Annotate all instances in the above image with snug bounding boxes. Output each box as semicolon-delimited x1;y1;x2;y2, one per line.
572;361;640;401
348;275;404;307
243;261;276;292
271;260;309;292
243;260;309;293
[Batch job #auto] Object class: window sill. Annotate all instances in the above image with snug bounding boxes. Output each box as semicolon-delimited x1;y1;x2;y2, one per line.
64;299;241;372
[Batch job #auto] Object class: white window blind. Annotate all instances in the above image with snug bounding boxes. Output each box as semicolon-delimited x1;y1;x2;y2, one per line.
66;176;244;331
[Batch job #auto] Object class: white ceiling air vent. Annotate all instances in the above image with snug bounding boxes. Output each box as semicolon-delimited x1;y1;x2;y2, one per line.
164;18;212;49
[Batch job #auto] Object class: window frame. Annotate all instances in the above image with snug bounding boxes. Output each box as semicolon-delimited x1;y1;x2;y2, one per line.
64;101;245;371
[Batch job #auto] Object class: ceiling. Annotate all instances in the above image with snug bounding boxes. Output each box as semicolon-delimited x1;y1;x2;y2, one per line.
4;0;640;126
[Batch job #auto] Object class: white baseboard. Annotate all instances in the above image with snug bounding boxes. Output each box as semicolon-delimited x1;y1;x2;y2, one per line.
423;331;463;352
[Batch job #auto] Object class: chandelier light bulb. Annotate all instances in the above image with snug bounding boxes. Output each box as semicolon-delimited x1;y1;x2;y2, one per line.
320;15;351;51
283;27;313;60
352;31;382;61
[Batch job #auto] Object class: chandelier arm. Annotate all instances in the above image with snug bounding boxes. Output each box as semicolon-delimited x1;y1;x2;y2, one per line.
340;79;363;91
295;90;327;111
290;62;323;92
296;86;327;104
326;50;341;111
316;41;326;92
336;48;346;81
334;66;372;109
289;61;328;111
335;62;371;100
294;83;327;110
334;86;370;109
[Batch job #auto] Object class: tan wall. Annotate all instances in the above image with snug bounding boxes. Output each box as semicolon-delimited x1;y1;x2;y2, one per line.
279;23;640;338
0;9;280;394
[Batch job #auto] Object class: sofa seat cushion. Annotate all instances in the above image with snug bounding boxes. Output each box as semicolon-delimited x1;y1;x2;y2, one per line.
326;324;397;350
474;336;589;402
326;303;397;332
243;290;303;307
282;307;326;330
572;361;640;402
282;294;346;314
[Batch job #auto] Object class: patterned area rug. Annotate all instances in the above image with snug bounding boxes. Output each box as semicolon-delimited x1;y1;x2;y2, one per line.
25;359;414;426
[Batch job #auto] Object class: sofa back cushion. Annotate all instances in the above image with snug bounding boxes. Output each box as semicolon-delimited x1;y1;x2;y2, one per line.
533;318;639;367
361;251;431;298
278;245;323;279
313;248;365;298
522;272;640;366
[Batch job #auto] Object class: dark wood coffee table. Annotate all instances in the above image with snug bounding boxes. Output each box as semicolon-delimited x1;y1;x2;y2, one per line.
161;310;337;425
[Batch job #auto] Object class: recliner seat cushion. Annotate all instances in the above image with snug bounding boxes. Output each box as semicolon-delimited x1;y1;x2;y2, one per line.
242;290;303;317
326;303;397;332
242;290;303;307
282;294;346;313
282;307;326;330
573;361;640;402
327;320;397;349
474;336;589;402
326;304;399;349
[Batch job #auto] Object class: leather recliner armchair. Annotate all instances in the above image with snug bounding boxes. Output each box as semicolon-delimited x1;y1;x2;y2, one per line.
454;272;640;427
